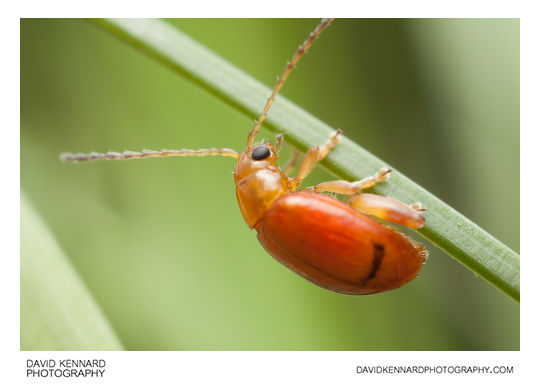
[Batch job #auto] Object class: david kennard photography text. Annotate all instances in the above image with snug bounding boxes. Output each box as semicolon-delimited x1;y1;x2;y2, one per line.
27;359;106;378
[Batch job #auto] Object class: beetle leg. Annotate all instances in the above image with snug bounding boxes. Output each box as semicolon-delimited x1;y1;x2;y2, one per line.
282;149;301;176
411;203;427;212
290;129;342;189
304;169;424;228
317;129;343;160
309;168;392;195
349;193;425;229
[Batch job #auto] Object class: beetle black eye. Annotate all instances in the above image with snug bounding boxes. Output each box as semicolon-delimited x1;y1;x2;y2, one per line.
251;146;271;160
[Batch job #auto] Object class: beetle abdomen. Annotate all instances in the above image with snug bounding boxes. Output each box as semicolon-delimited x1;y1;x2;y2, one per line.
256;192;426;295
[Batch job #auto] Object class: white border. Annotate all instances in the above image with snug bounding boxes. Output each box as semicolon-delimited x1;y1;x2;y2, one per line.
19;351;522;383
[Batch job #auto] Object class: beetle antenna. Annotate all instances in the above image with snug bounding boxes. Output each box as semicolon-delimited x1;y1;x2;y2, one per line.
60;148;239;162
246;18;334;148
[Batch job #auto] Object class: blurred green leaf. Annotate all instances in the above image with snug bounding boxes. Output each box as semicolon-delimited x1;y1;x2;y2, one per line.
21;192;123;350
91;18;519;302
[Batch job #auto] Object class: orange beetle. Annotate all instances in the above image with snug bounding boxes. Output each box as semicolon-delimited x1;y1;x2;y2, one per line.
61;19;427;295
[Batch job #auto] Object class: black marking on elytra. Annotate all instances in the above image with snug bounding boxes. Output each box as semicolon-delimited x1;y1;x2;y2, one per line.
363;243;385;284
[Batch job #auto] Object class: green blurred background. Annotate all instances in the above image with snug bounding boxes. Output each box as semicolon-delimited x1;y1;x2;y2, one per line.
21;19;519;350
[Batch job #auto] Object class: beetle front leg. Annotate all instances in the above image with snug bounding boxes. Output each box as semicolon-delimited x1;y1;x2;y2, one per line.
290;129;342;189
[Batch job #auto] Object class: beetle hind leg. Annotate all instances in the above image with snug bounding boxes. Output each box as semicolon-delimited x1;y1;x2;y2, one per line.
304;168;425;229
411;203;427;212
349;193;425;229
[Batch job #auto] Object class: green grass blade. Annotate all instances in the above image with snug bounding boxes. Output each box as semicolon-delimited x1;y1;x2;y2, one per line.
21;192;124;350
91;18;519;302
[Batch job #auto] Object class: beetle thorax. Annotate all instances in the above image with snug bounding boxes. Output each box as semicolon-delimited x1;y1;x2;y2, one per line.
234;144;291;229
